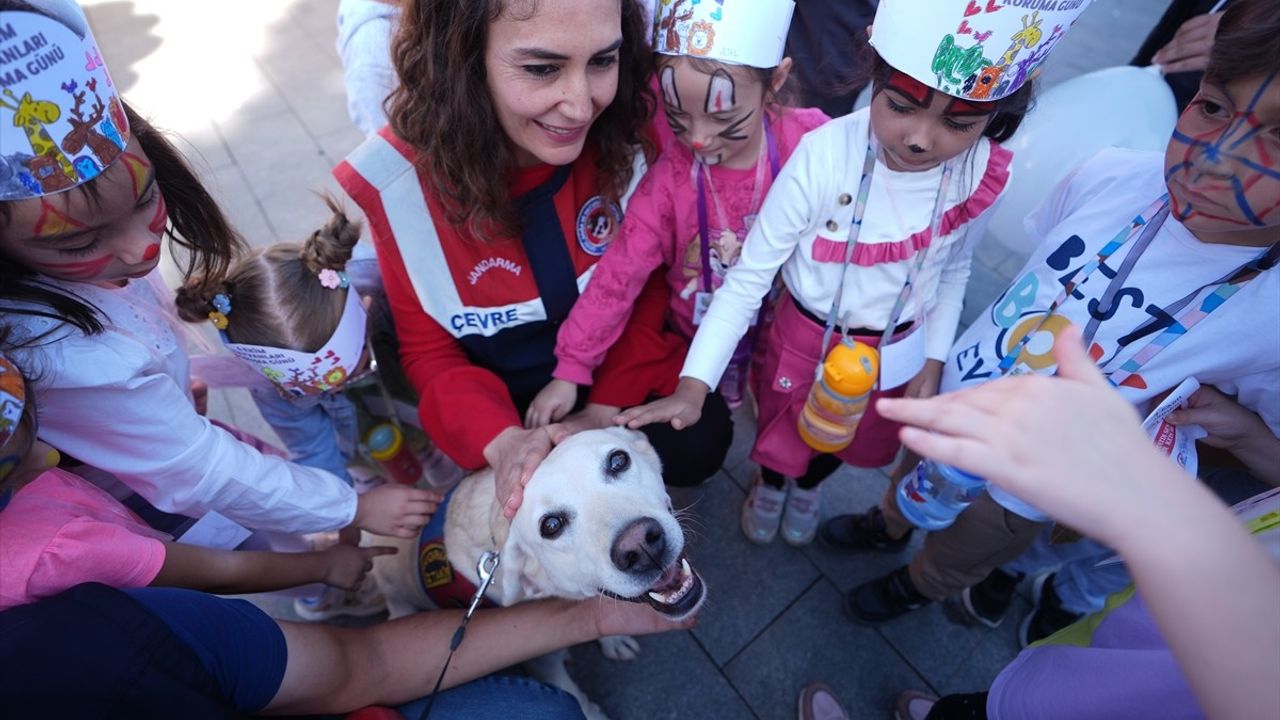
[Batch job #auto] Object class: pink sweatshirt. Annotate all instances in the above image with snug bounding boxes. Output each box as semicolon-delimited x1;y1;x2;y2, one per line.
0;468;170;610
554;106;830;385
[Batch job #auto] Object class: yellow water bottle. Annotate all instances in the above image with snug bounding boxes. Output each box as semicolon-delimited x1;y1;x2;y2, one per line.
797;340;879;453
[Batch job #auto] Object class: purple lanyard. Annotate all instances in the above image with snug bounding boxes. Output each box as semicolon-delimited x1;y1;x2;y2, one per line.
696;120;780;293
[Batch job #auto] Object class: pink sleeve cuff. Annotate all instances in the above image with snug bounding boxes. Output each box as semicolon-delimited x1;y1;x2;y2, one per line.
552;359;594;386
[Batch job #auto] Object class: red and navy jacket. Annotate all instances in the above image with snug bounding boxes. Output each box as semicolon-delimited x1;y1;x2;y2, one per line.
334;129;685;469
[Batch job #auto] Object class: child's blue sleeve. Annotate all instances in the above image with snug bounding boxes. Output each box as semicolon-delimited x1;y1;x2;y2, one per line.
249;388;358;486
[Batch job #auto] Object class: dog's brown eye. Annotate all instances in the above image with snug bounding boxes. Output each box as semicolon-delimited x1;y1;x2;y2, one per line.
606;449;630;476
540;514;567;539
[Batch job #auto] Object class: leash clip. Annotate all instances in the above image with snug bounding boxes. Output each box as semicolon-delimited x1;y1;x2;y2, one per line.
466;551;500;619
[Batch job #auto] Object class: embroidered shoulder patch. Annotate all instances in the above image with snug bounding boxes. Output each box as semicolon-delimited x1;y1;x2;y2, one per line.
576;196;623;256
419;542;453;589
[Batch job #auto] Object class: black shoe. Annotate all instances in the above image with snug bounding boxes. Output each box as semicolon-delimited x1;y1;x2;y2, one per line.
820;507;912;553
960;568;1024;629
1019;573;1083;647
844;566;931;625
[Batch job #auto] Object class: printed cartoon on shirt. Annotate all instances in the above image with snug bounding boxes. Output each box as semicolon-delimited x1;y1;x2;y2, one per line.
950;231;1165;390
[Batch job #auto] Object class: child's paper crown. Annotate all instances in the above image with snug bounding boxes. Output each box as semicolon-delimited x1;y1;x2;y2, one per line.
870;0;1093;102
223;289;369;398
653;0;795;69
0;0;132;200
0;353;26;452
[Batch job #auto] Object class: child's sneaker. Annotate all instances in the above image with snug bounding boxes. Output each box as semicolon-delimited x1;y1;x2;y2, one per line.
293;577;387;622
740;473;787;544
781;480;822;547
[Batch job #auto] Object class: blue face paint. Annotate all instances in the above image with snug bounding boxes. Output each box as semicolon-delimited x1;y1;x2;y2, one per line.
1166;68;1280;228
0;487;13;512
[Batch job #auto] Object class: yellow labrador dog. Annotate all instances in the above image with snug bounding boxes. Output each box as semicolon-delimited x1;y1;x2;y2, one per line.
366;427;706;719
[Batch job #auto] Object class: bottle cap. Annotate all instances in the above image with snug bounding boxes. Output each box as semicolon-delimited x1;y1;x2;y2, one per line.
936;462;985;485
365;423;403;461
822;341;879;396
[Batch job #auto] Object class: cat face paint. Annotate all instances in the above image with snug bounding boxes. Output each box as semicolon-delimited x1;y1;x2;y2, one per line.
1164;70;1280;239
658;57;767;169
0;136;168;286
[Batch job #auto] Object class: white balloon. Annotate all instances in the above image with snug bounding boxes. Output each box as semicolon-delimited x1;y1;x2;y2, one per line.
986;66;1179;255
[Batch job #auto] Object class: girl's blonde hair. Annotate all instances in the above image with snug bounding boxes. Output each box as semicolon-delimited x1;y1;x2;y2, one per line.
176;198;362;352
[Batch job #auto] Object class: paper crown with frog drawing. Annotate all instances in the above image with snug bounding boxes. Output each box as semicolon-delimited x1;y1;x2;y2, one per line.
653;0;795;69
870;0;1093;102
223;288;369;398
0;0;132;200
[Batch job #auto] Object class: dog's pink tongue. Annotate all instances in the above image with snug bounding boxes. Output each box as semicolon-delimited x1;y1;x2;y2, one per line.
651;557;683;593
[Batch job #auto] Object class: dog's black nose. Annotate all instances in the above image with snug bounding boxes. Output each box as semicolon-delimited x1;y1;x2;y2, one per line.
611;518;666;574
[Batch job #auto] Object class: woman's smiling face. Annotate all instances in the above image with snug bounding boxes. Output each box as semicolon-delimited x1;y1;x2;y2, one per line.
484;0;624;167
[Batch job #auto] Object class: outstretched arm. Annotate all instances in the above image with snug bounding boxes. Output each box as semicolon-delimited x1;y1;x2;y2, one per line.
876;327;1280;720
264;597;694;714
152;542;396;595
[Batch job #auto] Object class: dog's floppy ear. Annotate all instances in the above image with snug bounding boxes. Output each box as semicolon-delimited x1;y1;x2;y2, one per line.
494;529;550;606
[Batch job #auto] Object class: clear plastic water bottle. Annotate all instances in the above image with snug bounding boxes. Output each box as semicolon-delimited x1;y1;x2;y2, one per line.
895;459;987;530
797;340;879;453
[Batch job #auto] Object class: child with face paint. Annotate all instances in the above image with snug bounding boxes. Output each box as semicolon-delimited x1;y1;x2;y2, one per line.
0;347;399;612
527;0;829;427
0;1;433;545
827;0;1280;631
619;0;1089;547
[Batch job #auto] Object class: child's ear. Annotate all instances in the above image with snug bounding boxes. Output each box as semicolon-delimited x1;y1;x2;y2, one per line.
771;57;794;96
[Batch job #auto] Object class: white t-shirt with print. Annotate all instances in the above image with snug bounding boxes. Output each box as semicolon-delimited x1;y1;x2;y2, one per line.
943;148;1280;520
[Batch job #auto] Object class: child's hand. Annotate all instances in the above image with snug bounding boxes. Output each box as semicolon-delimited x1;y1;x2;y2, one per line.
322;544;398;590
874;326;1172;546
525;379;578;428
902;359;944;400
353;484;443;538
1168;385;1273;452
614;378;709;430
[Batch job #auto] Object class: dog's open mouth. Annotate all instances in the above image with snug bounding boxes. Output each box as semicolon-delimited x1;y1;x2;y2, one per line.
640;553;704;619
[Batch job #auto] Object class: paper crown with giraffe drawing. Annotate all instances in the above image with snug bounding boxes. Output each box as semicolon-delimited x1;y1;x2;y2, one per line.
653;0;795;69
0;0;131;200
870;0;1093;102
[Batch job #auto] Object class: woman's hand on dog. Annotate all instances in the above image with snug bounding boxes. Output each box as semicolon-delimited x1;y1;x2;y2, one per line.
486;425;556;519
589;597;698;638
322;544;398;590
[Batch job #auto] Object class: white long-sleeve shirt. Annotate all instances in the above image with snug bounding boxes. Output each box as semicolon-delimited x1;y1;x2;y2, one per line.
682;109;1013;389
6;273;357;534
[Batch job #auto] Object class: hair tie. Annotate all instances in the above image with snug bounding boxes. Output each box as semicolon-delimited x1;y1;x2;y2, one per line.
208;293;232;330
318;269;350;290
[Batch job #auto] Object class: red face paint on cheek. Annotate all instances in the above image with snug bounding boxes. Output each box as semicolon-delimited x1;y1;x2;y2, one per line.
31;254;114;280
141;243;160;262
148;192;167;235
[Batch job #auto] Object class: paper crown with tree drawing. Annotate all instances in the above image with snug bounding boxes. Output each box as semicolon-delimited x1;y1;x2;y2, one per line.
653;0;795;69
223;288;370;399
0;0;132;199
870;0;1093;102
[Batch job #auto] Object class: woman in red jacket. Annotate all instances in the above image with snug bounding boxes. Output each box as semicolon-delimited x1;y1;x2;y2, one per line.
334;0;733;515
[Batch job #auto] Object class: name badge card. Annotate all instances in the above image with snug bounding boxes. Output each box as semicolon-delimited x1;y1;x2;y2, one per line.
878;322;927;390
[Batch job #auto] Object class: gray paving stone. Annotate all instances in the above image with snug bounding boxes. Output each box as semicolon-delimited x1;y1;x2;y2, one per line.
933;596;1031;697
877;596;1009;695
800;463;925;594
571;631;755;720
682;473;823;666
725;580;929;720
725;404;759;490
961;254;1012;330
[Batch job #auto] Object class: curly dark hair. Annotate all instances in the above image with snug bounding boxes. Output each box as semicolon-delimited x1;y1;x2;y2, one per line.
388;0;656;240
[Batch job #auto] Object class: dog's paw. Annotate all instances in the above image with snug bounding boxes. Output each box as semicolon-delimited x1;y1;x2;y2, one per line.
598;634;641;661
